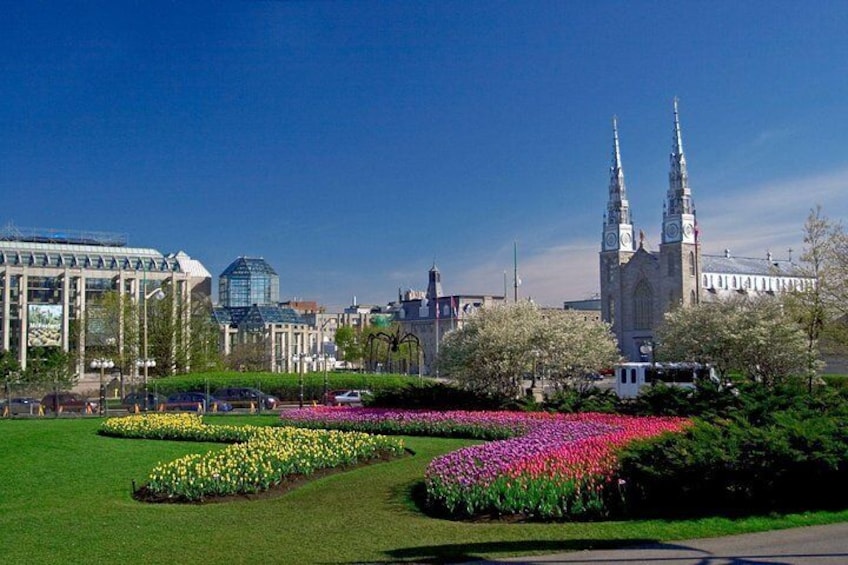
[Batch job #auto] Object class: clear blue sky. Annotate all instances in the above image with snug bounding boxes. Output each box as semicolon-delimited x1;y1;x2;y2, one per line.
2;1;847;309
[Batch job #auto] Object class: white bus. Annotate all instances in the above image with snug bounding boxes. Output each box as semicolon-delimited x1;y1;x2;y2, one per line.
614;362;717;399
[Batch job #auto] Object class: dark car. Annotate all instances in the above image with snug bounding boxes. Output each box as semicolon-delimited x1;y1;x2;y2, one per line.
0;397;42;416
41;392;97;414
213;387;278;410
165;392;233;413
122;392;169;412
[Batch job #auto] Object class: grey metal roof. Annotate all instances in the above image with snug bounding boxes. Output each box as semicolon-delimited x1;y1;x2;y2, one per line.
0;240;183;272
701;254;804;277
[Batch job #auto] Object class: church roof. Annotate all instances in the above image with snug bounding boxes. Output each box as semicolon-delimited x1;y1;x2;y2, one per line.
701;254;803;277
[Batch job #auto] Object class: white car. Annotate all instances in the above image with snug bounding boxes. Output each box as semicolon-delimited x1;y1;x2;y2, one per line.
333;390;371;405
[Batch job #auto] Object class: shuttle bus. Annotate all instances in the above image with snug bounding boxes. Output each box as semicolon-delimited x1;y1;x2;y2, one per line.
614;362;717;399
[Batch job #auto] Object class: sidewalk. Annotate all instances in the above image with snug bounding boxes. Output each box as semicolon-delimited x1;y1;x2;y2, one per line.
470;522;848;564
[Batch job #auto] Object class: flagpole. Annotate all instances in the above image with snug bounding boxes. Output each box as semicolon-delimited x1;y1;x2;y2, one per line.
513;241;519;302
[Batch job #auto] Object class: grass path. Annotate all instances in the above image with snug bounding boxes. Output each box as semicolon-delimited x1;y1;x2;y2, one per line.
1;416;847;564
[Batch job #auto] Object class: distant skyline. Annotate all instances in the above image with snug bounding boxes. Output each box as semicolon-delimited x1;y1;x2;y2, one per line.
3;2;847;310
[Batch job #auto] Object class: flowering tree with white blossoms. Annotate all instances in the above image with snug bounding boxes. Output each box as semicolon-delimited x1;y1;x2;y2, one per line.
656;295;818;387
437;301;621;397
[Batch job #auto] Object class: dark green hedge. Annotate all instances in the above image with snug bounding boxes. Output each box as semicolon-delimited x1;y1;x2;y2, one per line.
143;371;420;402
614;384;848;518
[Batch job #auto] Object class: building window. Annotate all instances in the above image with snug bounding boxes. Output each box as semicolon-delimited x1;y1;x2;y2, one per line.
690;289;696;305
688;251;695;275
633;280;652;330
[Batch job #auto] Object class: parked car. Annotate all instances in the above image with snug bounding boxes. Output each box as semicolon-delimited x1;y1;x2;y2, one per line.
333;390;371;406
121;392;169;412
0;397;42;415
213;387;278;410
324;389;349;406
40;392;97;414
164;392;233;413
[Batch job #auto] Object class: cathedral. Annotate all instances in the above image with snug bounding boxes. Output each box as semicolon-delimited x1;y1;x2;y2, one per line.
600;101;809;361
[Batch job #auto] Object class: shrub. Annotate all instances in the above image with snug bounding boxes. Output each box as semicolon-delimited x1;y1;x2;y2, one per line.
617;410;848;517
543;387;620;414
144;372;417;402
368;382;507;411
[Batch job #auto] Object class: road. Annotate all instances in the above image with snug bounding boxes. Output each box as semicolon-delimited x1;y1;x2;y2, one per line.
469;522;848;564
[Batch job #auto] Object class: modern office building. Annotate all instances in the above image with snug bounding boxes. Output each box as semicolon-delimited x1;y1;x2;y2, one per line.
0;225;211;376
600;102;810;361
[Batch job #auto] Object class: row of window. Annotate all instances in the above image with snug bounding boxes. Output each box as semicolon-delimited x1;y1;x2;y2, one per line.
0;252;178;272
702;273;811;292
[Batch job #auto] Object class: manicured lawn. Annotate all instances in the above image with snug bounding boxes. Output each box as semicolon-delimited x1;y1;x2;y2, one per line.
1;415;847;564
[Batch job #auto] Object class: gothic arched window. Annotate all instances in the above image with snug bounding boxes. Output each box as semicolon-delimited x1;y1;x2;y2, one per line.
688;251;696;275
690;289;696;305
634;280;653;330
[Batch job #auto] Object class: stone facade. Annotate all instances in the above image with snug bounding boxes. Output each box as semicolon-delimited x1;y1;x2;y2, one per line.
599;102;808;361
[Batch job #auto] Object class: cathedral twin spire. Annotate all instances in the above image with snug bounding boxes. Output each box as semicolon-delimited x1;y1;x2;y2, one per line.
667;97;693;217
603;99;696;251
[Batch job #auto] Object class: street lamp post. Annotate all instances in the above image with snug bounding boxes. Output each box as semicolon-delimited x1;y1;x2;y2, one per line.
90;358;114;416
292;353;307;408
138;286;165;410
313;353;329;404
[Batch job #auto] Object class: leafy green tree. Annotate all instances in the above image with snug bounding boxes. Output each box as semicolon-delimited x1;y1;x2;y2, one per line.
86;290;139;376
226;340;270;372
334;325;363;366
437;301;620;397
656;296;816;387
22;347;76;390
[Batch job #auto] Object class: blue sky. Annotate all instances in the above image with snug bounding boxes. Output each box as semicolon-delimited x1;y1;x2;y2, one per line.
2;1;847;310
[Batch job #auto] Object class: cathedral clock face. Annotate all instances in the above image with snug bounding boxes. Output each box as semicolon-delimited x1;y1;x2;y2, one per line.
605;232;618;249
621;232;632;246
683;222;694;237
665;222;680;239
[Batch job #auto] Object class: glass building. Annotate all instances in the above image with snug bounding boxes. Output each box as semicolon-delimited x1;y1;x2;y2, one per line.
218;257;280;308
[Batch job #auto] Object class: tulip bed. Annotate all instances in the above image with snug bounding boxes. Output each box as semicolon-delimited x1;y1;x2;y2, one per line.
279;408;690;520
101;414;405;502
278;407;554;439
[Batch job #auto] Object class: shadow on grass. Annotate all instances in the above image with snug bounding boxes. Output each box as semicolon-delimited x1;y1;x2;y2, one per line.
370;538;658;564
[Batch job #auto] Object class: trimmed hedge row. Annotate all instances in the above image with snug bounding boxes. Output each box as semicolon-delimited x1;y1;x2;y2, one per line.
145;371;420;402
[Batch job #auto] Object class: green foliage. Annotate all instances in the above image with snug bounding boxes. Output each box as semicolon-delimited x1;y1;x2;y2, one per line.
543;387;620;414
333;325;362;364
616;384;848;517
0;350;21;382
369;382;507;410
146;371;419;401
21;347;76;389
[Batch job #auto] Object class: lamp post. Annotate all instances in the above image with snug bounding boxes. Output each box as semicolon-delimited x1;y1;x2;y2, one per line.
292;353;308;408
138;286;165;410
313;353;329;404
90;358;114;416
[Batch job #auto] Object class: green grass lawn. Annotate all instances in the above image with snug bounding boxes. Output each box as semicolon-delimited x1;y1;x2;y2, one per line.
2;415;847;564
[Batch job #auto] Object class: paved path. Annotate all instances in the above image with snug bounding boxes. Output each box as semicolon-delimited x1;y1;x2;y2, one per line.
469;522;848;564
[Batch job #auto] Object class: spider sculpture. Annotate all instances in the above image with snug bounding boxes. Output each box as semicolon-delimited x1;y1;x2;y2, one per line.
366;326;421;374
